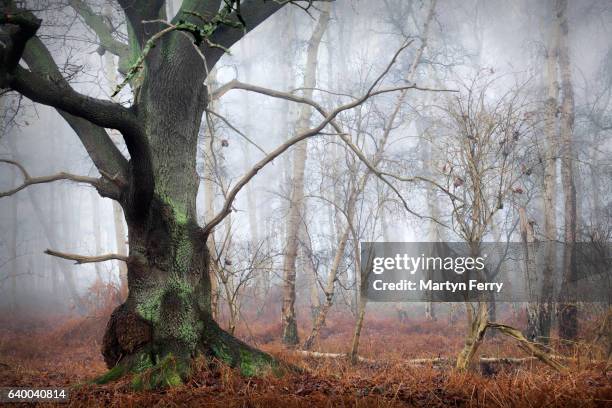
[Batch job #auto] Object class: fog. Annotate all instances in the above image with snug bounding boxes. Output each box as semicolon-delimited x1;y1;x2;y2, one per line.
1;0;610;324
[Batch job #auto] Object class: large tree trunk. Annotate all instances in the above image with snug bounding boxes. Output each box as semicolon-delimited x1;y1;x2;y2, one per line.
100;28;276;388
556;0;578;341
281;4;330;346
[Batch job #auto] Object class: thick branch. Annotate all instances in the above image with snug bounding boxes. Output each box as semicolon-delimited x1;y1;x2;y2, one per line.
117;0;165;48
11;66;141;135
44;249;128;264
2;5;153;217
6;16;152;212
68;0;130;62
2;7;141;139
204;0;286;67
9;66;155;210
22;36;129;185
0;6;41;82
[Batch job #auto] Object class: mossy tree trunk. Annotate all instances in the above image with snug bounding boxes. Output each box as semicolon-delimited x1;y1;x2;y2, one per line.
99;7;283;387
1;0;287;389
101;196;276;388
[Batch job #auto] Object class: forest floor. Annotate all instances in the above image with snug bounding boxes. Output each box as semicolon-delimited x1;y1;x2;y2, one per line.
0;304;610;407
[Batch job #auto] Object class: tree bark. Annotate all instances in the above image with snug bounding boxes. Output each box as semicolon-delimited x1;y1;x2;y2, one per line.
281;4;331;346
521;207;542;341
556;0;578;341
456;301;489;370
537;8;561;344
302;227;349;350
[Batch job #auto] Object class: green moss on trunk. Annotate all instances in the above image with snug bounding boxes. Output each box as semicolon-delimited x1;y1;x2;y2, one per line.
93;364;126;384
131;354;188;390
203;318;282;377
100;193;284;390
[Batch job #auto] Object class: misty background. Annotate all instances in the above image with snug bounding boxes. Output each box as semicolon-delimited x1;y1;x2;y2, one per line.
1;0;610;324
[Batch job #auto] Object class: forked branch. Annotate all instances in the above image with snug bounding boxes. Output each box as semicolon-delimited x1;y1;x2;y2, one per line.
0;159;104;198
202;41;417;235
209;49;458;229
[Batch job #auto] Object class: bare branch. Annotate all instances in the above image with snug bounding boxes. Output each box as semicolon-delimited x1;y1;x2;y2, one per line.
205;108;268;155
211;82;457;224
44;249;129;264
21;36;129;186
0;159;104;198
212;79;454;102
203;41;458;235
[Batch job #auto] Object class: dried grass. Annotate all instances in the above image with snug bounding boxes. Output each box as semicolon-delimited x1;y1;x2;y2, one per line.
0;297;610;407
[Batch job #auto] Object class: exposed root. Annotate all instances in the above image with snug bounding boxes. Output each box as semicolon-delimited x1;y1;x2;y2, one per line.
202;318;290;377
95;314;291;389
131;354;188;390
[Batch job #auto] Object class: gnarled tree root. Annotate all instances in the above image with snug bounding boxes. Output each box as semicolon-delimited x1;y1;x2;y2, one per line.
95;315;290;389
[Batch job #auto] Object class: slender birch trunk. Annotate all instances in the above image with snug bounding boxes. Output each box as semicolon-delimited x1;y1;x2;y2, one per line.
90;190;104;281
556;0;578;341
281;4;331;346
534;8;562;344
349;0;437;360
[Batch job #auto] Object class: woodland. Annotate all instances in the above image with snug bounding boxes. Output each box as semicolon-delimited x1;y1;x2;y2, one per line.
0;0;611;406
